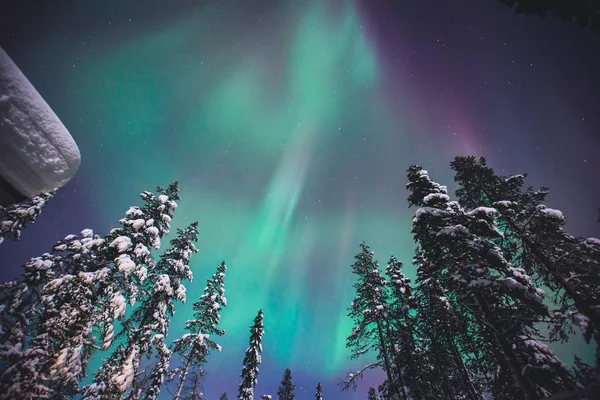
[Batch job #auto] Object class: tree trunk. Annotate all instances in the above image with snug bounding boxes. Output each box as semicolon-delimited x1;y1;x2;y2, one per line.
448;336;483;400
173;356;192;400
386;323;409;400
377;320;401;400
477;296;540;400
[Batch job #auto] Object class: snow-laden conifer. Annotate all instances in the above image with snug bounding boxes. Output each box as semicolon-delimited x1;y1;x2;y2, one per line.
451;156;600;366
0;191;54;245
314;382;323;400
81;183;181;398
343;243;405;399
238;309;264;400
408;164;575;399
276;368;295;400
172;261;227;400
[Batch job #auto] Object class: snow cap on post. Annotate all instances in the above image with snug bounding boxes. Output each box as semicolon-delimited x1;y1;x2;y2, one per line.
0;46;80;206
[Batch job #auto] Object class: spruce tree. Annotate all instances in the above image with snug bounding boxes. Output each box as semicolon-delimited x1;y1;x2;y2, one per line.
238;310;265;400
384;256;422;398
219;392;228;400
0;229;106;399
344;243;405;399
0;190;54;245
172;261;227;400
80;182;181;399
451;156;600;366
314;382;323;400
408;165;575;399
121;222;199;400
276;368;295;400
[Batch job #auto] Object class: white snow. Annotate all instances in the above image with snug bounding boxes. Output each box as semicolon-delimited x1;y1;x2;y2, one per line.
80;229;93;238
0;46;80;198
423;192;450;204
539;206;564;221
158;195;168;204
585;237;600;246
116;254;135;274
109;236;132;252
467;207;497;217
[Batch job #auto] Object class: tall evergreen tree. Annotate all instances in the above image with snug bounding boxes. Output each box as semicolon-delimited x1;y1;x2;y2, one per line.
276;368;295;400
172;261;227;400
120;222;199;400
0;191;54;245
238;310;264;400
451;156;600;365
0;229;106;399
314;382;323;400
344;243;405;399
384;256;421;398
408;165;575;399
79;182;181;399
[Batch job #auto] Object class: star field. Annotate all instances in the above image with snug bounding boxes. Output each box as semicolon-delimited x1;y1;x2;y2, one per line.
1;0;599;398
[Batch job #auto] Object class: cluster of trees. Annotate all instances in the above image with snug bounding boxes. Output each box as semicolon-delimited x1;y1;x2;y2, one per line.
2;155;598;399
0;183;323;400
343;156;600;400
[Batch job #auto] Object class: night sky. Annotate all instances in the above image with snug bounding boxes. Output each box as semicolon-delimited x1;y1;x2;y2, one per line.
1;0;600;398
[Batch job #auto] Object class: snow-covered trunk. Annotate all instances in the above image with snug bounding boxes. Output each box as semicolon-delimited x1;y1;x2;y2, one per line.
173;355;193;400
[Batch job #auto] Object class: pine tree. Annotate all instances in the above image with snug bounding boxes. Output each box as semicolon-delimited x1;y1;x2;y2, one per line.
412;249;480;400
0;191;54;245
0;229;107;399
123;222;199;400
172;261;227;400
384;256;421;398
451;156;600;365
219;392;228;400
408;165;575;399
314;382;323;400
344;242;405;399
238;310;264;400
276;368;295;400
80;182;181;399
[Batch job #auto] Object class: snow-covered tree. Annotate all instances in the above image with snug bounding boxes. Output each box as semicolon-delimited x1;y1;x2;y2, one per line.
115;221;199;400
276;368;295;400
344;243;405;399
383;256;422;398
238;309;264;400
0;229;106;399
220;392;229;400
79;182;181;399
0;191;54;245
408;164;576;399
314;382;323;400
172;261;227;400
451;156;600;365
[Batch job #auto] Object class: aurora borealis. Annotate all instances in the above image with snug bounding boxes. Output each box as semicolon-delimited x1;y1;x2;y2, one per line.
1;0;600;398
